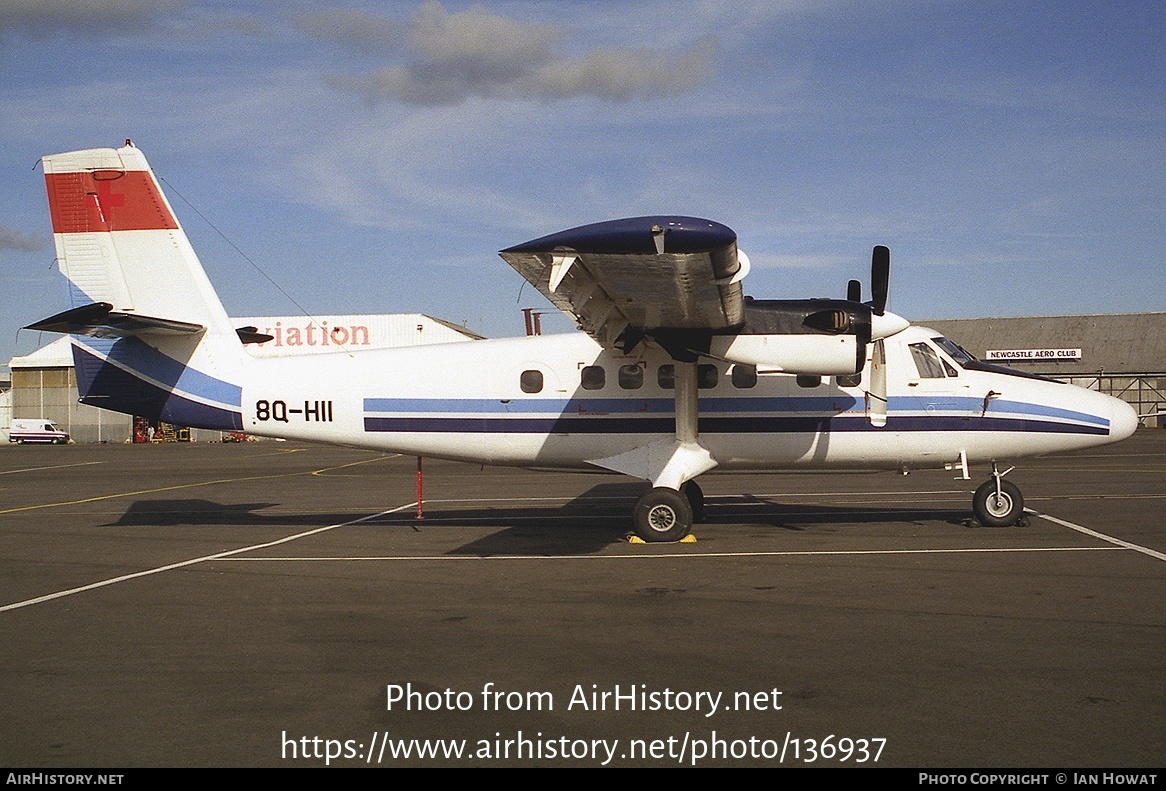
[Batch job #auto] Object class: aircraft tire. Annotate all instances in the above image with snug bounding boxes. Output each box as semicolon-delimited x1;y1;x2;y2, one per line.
682;480;705;523
633;487;693;542
972;479;1025;527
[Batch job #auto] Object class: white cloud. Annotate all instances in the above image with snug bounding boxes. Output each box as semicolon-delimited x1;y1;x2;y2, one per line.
321;1;718;105
0;225;46;251
745;252;849;269
0;0;185;35
407;1;560;70
294;7;403;56
527;38;717;101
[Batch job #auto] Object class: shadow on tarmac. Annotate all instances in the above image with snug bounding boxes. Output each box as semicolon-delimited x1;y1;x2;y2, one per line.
106;480;972;556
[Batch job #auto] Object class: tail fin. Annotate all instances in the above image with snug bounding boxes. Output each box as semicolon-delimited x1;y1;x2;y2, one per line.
34;143;245;430
42;143;236;337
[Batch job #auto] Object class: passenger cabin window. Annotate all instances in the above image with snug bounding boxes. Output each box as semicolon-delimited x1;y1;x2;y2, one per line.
731;364;757;389
837;373;862;388
520;369;543;393
581;365;605;390
657;365;674;390
909;343;947;379
796;375;822;388
618;364;643;389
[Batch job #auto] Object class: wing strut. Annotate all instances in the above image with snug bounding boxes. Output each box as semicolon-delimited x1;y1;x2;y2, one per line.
868;339;888;427
586;361;718;488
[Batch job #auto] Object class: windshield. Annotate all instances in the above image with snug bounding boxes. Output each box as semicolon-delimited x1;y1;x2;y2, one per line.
932;336;977;367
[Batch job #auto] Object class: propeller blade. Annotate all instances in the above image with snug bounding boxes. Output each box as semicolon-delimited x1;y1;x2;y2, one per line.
847;279;862;302
854;307;872;373
870;245;889;316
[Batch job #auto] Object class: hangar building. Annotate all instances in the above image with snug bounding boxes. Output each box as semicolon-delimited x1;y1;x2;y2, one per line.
922;313;1166;426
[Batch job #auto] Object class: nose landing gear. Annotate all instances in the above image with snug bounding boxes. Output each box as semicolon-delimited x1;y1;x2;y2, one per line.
972;462;1027;527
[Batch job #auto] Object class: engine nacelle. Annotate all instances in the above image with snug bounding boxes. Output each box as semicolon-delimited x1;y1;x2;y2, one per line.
707;298;874;375
711;333;861;376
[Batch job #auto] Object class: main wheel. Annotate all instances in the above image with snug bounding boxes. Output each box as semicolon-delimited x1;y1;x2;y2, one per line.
682;480;705;523
632;487;693;542
972;479;1025;526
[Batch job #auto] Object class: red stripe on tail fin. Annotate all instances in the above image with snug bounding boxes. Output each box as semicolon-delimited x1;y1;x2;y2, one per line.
45;170;179;234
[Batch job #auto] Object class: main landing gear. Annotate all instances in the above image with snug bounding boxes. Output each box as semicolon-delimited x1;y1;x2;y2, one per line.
631;481;705;543
971;462;1026;527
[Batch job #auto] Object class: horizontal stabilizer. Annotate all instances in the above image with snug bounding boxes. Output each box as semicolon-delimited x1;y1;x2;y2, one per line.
24;302;204;338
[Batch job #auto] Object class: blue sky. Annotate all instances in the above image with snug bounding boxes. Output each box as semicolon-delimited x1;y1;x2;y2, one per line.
1;1;1163;370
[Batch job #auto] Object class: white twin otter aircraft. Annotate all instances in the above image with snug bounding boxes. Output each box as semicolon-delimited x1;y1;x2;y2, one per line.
28;143;1138;542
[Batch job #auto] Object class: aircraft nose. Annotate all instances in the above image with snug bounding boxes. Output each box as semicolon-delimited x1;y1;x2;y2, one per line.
1109;396;1139;441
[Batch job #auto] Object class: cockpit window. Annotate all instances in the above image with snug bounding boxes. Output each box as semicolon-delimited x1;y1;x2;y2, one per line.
909;342;947;379
932;336;976;367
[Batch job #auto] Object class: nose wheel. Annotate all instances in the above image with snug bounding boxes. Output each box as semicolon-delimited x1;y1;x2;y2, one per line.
972;464;1025;526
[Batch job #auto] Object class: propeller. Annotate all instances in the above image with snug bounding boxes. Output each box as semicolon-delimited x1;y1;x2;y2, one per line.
839;245;899;423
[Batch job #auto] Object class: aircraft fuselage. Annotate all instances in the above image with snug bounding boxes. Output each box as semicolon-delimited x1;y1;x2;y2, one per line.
221;326;1136;473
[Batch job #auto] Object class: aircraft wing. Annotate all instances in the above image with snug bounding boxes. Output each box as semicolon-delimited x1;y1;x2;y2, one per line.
500;216;749;349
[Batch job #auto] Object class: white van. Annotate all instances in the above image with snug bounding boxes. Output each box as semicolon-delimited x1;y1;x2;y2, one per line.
9;419;71;444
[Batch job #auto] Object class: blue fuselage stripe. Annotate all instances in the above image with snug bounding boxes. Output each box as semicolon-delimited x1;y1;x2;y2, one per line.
363;414;1108;436
363;396;1109;435
363;396;861;414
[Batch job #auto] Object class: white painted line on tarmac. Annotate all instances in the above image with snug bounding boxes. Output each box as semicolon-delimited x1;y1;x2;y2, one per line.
418;490;970;505
1028;494;1166;501
0;461;102;476
0;502;417;614
218;546;1126;562
1031;510;1166;563
746;490;969;498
